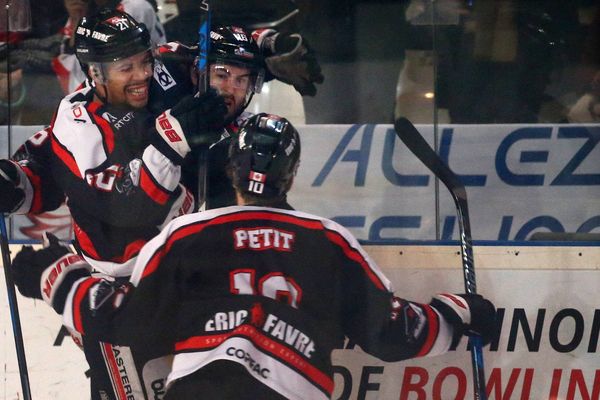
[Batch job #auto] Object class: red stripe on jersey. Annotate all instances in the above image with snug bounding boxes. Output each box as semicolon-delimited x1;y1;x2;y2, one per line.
175;324;334;395
141;212;325;278
72;278;100;334
87;102;115;154
101;342;128;400
75;222;146;263
51;134;81;178
139;167;170;205
120;239;147;262
324;231;385;290
73;221;102;260
416;304;439;357
19;165;43;213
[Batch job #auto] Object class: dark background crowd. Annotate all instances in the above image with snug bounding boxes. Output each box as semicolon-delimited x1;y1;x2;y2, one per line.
1;0;599;125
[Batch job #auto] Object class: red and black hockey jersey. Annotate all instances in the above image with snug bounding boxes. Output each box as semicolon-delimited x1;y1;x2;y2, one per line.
56;205;455;399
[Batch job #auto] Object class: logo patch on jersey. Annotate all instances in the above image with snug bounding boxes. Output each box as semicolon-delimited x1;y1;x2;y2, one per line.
102;112;118;123
154;62;176;90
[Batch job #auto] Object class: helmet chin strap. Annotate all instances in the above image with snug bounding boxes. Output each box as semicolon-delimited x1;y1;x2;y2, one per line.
90;64;110;104
243;91;255;110
94;83;110;105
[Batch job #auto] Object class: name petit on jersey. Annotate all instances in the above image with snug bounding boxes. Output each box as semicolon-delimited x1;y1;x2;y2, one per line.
234;228;295;251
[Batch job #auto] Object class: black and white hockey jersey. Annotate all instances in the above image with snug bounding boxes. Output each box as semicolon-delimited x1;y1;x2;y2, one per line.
46;81;194;276
9;43;207;275
51;205;455;400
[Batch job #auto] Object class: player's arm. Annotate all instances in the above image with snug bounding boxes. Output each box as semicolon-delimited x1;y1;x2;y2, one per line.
0;128;66;215
325;220;496;361
10;228;183;344
348;289;496;362
50;92;225;228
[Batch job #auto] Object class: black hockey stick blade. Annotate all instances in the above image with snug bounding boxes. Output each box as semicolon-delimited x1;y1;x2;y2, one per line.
394;117;487;400
394;117;476;293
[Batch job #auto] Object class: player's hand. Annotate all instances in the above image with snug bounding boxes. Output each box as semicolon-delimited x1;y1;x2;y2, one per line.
153;89;226;164
0;160;25;213
430;293;496;346
263;33;324;96
11;233;90;309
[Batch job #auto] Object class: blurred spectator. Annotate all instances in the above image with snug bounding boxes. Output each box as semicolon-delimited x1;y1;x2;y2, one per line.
0;62;26;124
164;0;300;48
0;0;65;125
566;4;599;123
567;71;600;122
395;0;589;124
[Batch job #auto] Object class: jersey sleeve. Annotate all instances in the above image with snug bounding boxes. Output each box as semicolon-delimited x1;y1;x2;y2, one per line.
49;95;191;228
10;128;66;214
322;219;455;361
58;217;184;345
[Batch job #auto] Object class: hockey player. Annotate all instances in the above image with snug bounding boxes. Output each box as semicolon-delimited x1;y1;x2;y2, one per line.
151;24;324;207
0;14;323;274
11;113;496;400
13;9;224;277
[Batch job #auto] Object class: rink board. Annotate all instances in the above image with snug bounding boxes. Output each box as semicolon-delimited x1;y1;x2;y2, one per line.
2;243;600;399
2;123;599;242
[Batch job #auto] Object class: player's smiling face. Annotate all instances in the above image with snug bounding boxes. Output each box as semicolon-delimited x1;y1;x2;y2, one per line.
101;50;153;109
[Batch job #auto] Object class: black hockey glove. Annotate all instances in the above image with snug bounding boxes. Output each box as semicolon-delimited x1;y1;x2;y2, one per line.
262;32;324;97
153;89;227;164
0;160;25;213
430;293;496;347
11;233;91;312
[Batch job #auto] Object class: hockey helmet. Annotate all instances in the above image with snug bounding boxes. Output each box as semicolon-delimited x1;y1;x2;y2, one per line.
75;9;152;65
229;113;300;198
208;26;265;94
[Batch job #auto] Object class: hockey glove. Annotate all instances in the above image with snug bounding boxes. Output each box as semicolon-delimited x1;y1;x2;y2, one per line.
153;89;226;164
261;32;324;97
430;293;496;347
11;233;91;312
0;160;25;213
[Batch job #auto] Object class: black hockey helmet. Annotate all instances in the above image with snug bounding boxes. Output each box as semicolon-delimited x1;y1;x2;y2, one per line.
208;26;265;94
75;9;152;65
229;113;300;198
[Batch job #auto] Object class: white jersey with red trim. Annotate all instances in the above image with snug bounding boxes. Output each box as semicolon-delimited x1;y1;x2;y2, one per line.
56;205;455;399
48;81;194;276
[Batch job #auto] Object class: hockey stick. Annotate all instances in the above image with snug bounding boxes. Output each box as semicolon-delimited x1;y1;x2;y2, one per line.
195;0;211;210
2;0;33;397
0;216;32;400
393;117;487;400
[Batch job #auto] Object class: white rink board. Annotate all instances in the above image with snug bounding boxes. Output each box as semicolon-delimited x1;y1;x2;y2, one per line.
2;244;600;399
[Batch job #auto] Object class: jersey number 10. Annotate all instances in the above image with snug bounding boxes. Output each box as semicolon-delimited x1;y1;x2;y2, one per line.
230;269;302;308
